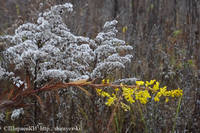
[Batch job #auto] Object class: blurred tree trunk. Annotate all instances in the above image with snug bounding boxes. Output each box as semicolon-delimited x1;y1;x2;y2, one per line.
113;0;118;19
131;0;139;29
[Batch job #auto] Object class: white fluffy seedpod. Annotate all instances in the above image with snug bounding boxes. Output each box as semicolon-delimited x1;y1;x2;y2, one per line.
0;3;133;83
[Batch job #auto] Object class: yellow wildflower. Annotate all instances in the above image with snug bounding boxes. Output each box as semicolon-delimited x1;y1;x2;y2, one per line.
135;90;151;104
122;86;135;103
156;92;162;97
107;79;110;84
152;81;160;92
120;102;130;111
165;97;169;103
96;88;110;97
136;81;145;86
171;88;183;97
165;90;172;97
96;88;102;95
122;26;128;33
96;79;183;110
154;96;160;102
101;91;110;97
160;86;167;95
105;93;117;106
145;79;156;87
154;92;162;102
115;88;119;92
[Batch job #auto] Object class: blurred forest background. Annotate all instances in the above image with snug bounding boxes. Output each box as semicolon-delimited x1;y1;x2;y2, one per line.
0;0;199;132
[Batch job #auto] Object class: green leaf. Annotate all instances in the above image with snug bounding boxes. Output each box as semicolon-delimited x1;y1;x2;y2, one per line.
150;4;154;9
187;59;195;67
173;30;182;37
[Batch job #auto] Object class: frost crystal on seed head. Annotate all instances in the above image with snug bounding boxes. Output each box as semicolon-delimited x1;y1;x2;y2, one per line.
11;108;24;121
51;3;73;15
92;20;133;78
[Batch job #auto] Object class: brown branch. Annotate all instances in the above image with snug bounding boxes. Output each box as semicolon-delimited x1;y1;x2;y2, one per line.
0;79;142;110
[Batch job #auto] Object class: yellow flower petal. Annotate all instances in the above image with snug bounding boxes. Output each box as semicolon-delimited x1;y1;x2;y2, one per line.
136;81;144;86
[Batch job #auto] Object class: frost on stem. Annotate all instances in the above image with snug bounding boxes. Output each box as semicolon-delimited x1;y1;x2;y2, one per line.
114;77;138;84
0;66;5;79
0;113;5;122
0;3;133;84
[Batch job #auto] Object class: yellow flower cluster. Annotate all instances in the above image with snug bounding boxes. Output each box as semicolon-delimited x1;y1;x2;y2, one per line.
96;88;117;106
122;85;135;103
121;83;152;105
102;79;110;84
136;81;145;86
96;86;131;111
96;79;183;111
135;90;151;104
154;87;183;102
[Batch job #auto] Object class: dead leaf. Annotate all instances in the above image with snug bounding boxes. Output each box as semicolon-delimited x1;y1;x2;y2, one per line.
54;90;60;105
77;86;92;97
7;88;14;100
70;79;88;84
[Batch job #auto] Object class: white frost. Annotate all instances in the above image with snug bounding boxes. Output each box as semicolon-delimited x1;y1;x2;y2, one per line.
11;108;24;121
0;3;133;83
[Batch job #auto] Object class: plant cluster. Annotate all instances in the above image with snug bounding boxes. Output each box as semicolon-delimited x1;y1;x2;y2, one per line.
96;79;183;111
0;2;133;86
1;1;196;132
0;2;133;129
